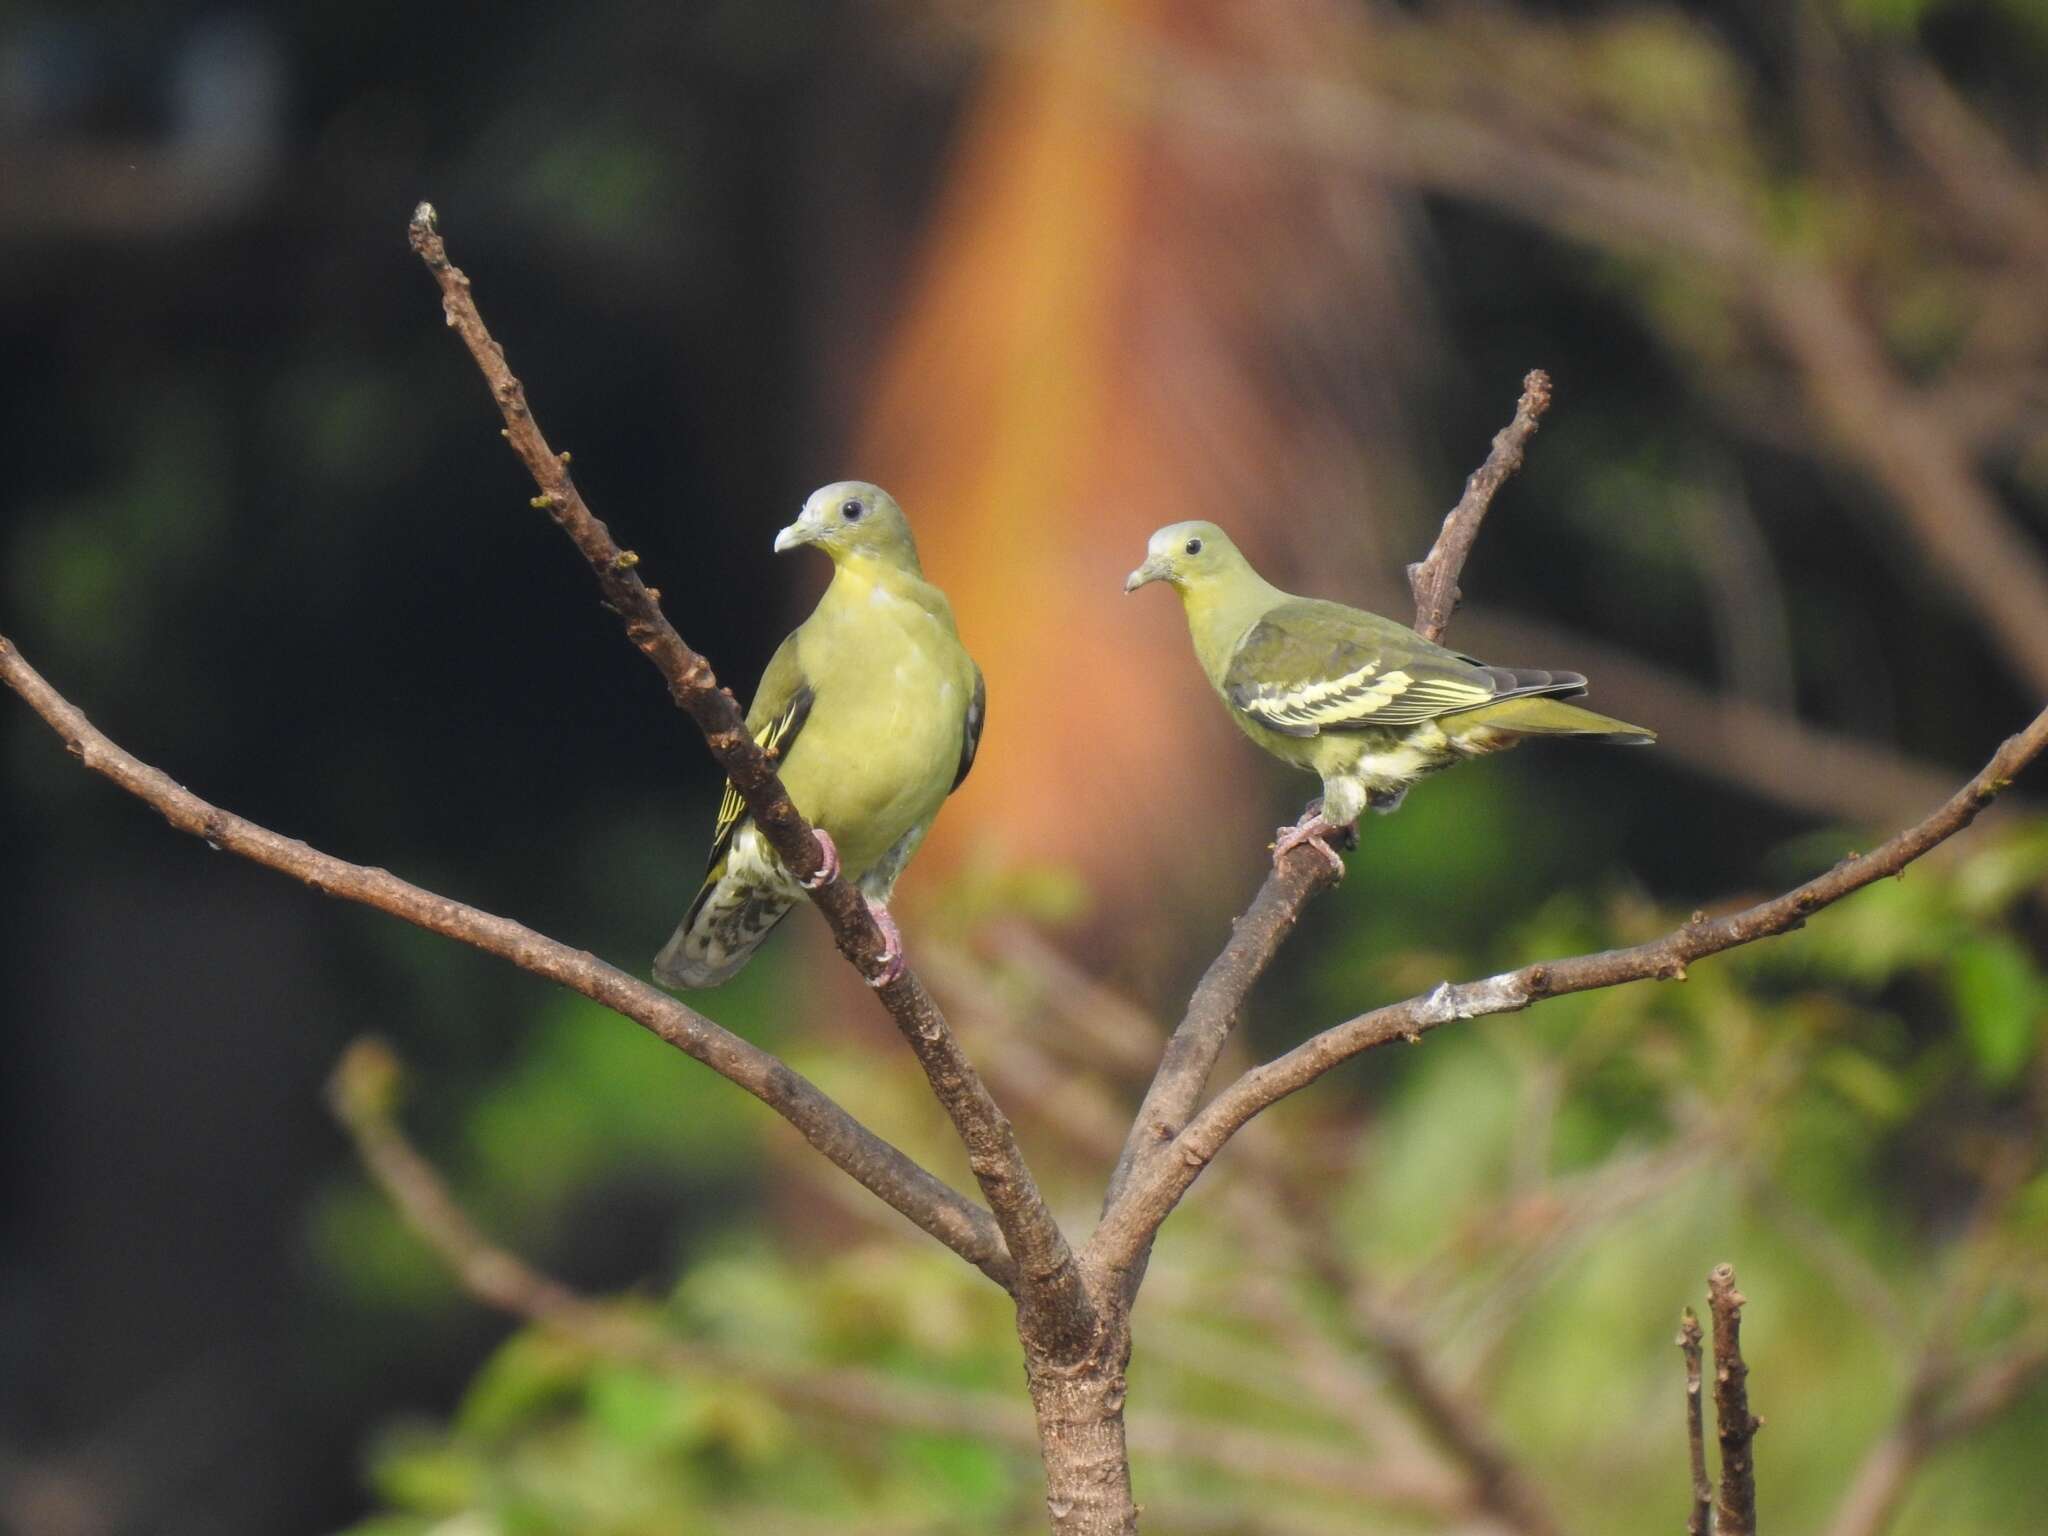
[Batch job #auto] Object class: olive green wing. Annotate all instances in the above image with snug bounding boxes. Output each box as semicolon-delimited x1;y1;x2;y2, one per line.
1223;599;1586;737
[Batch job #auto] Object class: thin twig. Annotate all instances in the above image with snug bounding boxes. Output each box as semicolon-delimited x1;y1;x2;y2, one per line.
0;636;1011;1285
1101;370;1552;1228
403;204;1092;1351
1093;702;2048;1272
1680;1309;1711;1536
1708;1264;1761;1536
1408;370;1552;643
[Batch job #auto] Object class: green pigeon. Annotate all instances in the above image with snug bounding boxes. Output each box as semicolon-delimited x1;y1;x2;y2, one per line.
1126;521;1653;873
655;482;985;989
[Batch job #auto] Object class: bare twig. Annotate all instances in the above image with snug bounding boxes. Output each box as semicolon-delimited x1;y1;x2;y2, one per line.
1680;1309;1711;1536
1708;1265;1761;1536
1094;702;2048;1271
1102;850;1341;1213
1102;371;1551;1225
1408;370;1552;643
403;205;1092;1351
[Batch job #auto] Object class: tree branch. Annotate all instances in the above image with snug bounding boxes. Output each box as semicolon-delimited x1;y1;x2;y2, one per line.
0;635;1012;1286
1708;1264;1761;1536
1099;371;1551;1223
404;205;1092;1351
942;939;1568;1536
1408;370;1553;644
327;1036;1468;1520
1093;701;2048;1272
1680;1309;1711;1536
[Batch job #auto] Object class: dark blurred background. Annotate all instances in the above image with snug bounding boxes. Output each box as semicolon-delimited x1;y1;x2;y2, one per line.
4;2;2046;1533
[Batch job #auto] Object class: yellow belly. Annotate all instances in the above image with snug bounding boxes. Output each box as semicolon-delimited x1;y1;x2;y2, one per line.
780;583;971;879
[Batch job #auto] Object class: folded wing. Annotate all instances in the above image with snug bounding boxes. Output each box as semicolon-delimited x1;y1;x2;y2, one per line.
1223;599;1588;737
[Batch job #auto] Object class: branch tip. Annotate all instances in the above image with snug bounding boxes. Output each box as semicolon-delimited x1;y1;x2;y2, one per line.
330;1036;405;1124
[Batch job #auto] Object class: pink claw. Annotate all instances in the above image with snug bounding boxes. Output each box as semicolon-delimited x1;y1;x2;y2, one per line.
800;828;840;890
863;898;905;988
1272;815;1348;880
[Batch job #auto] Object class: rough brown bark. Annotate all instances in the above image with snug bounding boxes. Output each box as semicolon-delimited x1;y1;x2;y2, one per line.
1027;1303;1139;1536
1709;1264;1762;1536
1680;1308;1711;1536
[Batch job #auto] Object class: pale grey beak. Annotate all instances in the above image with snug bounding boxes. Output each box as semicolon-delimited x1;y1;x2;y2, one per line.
773;521;808;554
1124;559;1167;593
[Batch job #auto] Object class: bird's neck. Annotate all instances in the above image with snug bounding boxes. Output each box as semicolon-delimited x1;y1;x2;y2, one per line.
1180;573;1286;685
831;545;924;589
820;551;942;623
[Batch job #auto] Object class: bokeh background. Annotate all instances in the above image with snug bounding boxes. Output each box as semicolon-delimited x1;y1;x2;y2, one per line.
4;1;2047;1532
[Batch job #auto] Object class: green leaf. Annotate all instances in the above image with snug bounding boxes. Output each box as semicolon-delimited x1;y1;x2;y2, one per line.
367;1428;487;1515
1948;937;2046;1086
1817;1046;1913;1124
458;1329;595;1439
586;1363;709;1454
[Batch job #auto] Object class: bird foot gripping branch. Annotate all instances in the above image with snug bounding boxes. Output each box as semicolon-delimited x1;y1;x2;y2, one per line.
1271;813;1348;879
862;899;906;989
799;829;842;890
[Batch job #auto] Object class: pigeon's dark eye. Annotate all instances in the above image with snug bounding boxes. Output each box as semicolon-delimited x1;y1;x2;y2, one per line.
1184;537;1203;556
841;499;865;521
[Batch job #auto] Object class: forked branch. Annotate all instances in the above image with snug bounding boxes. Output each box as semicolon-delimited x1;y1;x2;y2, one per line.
1102;371;1553;1224
326;1038;1444;1513
405;205;1091;1350
1094;701;2048;1271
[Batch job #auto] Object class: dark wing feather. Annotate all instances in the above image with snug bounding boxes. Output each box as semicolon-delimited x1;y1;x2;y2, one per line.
1224;599;1587;735
951;667;986;792
685;682;814;935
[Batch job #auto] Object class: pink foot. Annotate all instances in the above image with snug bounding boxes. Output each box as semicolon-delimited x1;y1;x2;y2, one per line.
800;828;840;890
1272;814;1348;879
863;897;905;988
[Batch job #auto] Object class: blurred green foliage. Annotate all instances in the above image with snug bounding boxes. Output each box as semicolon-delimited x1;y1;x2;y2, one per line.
330;816;2048;1535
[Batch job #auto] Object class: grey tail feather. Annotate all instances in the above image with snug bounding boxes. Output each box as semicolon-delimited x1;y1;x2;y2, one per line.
653;877;796;990
1475;665;1589;701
